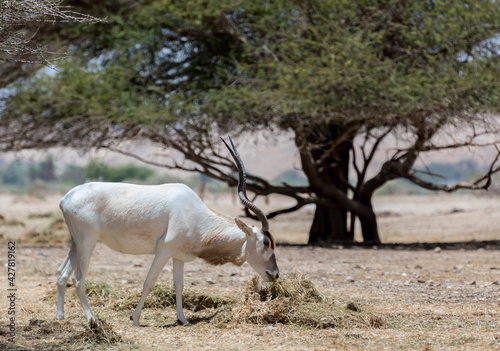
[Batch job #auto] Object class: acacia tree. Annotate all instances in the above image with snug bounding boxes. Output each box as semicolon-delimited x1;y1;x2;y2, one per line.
0;0;101;85
1;0;500;244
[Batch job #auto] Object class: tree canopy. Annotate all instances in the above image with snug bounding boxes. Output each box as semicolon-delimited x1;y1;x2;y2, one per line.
1;0;500;243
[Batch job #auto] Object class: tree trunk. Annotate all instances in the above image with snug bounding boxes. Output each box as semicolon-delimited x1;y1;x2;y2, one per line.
357;192;381;244
358;209;380;244
302;124;381;245
304;125;353;245
308;205;351;245
309;198;380;245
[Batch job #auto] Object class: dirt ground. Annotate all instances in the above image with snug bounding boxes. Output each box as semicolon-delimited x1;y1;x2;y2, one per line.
0;192;499;350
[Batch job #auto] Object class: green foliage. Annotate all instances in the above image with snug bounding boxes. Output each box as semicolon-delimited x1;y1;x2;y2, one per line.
0;156;55;186
0;161;28;186
272;170;308;187
84;160;154;182
416;160;486;184
4;0;499;136
59;165;87;185
0;158;157;191
28;156;56;182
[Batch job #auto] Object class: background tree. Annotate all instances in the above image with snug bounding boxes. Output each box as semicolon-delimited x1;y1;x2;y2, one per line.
0;0;101;86
1;0;500;244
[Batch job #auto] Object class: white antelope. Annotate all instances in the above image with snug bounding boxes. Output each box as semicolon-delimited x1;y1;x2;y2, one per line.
56;137;279;326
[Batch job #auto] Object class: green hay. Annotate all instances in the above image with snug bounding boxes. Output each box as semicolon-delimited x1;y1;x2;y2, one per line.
248;271;323;302
85;281;113;299
43;281;119;308
149;284;234;311
72;317;122;346
233;272;385;329
114;283;235;313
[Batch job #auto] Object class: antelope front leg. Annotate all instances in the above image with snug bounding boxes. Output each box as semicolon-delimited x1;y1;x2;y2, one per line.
173;258;190;326
131;250;171;327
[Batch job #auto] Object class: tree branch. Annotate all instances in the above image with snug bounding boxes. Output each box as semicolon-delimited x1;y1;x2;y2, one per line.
108;137;315;221
407;146;500;192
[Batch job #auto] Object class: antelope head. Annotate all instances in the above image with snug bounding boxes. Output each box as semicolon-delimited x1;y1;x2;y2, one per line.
221;136;279;282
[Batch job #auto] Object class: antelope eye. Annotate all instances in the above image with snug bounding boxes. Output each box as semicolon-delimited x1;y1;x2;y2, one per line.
263;239;270;248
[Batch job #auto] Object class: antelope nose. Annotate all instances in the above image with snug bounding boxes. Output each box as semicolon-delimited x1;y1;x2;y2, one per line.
266;270;279;281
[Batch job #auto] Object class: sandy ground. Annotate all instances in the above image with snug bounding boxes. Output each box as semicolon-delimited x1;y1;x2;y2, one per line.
0;192;499;350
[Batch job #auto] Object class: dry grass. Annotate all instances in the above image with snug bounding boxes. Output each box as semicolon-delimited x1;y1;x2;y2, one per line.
0;215;25;227
22;217;70;245
0;213;70;246
4;316;125;351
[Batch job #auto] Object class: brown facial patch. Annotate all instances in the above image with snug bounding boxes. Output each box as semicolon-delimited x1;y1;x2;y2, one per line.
263;230;275;250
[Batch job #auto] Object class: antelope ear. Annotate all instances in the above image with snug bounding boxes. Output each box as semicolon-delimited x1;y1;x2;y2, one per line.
235;218;254;238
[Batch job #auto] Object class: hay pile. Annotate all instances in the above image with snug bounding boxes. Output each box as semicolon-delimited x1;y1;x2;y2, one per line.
19;317;123;350
232;272;385;329
113;283;235;313
76;317;122;346
146;284;234;312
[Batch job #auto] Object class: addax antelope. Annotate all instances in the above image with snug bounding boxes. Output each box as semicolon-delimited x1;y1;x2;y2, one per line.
56;137;279;326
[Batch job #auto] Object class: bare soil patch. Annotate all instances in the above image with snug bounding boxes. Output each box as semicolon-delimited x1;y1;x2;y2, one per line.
0;192;499;350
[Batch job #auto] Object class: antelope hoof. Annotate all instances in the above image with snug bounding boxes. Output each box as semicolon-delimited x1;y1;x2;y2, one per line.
130;315;141;327
178;319;192;326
